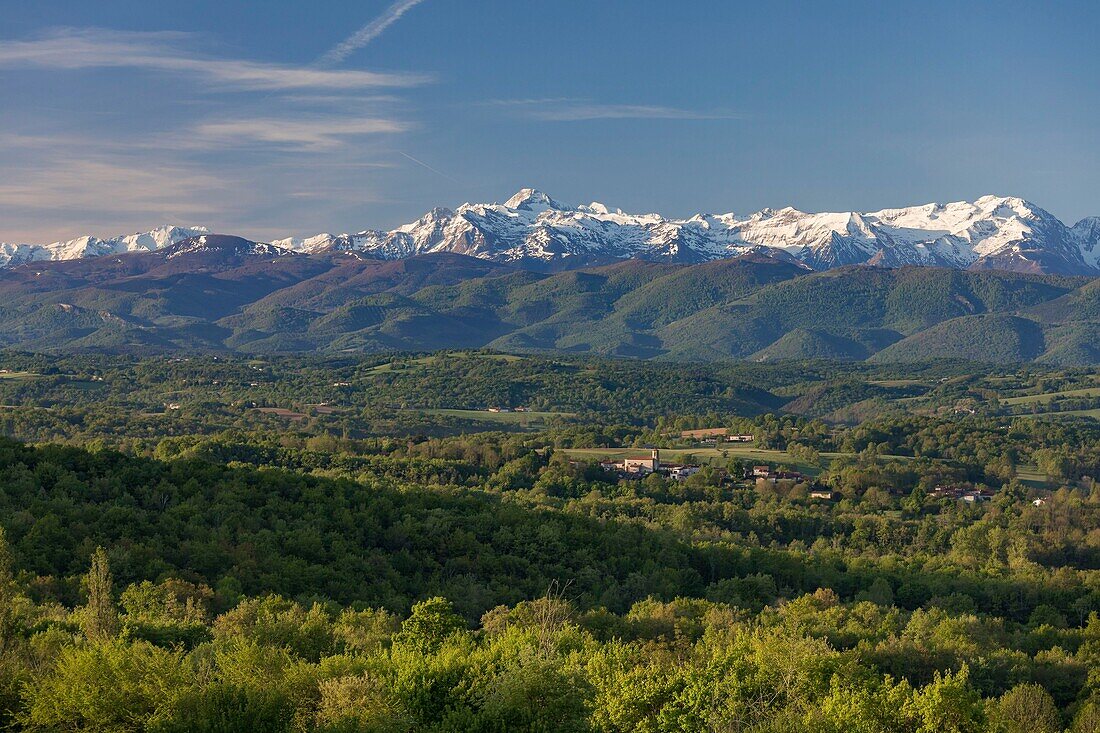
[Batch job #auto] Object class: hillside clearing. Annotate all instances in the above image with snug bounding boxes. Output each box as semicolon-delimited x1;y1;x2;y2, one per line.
0;371;39;380
1022;407;1100;420
418;408;573;425
1002;387;1100;405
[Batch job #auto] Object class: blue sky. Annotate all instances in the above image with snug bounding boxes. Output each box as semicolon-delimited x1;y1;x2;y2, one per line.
1;0;1097;242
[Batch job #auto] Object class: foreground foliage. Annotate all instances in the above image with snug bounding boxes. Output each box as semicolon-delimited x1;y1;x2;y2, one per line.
0;352;1097;729
0;428;1096;730
3;555;1099;732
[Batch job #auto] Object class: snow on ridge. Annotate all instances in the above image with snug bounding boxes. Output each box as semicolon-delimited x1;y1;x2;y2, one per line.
284;190;1095;274
4;194;1100;275
1074;217;1100;269
164;235;293;260
0;226;209;267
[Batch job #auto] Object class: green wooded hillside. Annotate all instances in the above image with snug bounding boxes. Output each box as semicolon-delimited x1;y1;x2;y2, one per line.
1;248;1097;363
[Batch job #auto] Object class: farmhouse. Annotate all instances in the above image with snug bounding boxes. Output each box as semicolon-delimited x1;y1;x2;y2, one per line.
664;464;701;480
750;464;809;485
623;449;661;474
600;449;703;481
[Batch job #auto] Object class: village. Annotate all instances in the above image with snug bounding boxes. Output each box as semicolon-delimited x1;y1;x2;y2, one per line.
593;446;838;497
589;426;1022;506
596;449;705;482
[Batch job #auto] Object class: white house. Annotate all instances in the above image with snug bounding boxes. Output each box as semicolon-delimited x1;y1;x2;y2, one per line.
623;449;661;474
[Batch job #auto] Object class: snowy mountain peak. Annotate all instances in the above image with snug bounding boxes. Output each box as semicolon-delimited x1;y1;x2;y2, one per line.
1071;216;1100;240
0;226;209;268
4;196;1099;276
1073;217;1100;268
579;201;612;215
974;193;1032;209
163;235;291;260
279;192;1098;275
503;188;567;211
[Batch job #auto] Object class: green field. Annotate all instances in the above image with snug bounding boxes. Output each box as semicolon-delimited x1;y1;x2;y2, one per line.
368;352;524;375
868;379;927;387
562;445;840;476
564;444;1053;485
365;355;441;374
1014;464;1050;488
1003;387;1100;405
1022;407;1100;420
419;408;574;426
0;371;39;380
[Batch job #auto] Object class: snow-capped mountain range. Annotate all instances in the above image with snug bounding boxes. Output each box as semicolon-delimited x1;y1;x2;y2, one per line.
0;226;211;268
4;192;1099;275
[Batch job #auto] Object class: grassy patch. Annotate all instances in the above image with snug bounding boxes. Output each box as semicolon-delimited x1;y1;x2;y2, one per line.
368;352;524;375
366;356;439;374
1015;464;1049;488
1002;387;1100;405
419;408;573;426
867;379;926;387
1020;407;1100;420
562;446;830;476
563;444;934;478
0;371;39;380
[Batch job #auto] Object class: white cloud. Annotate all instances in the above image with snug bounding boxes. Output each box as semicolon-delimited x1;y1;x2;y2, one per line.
0;28;429;90
0;158;228;241
0;132;410;242
491;98;744;122
190;117;409;150
0;24;433;242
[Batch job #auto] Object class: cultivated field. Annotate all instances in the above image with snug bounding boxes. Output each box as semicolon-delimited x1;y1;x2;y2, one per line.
0;371;39;380
564;444;1057;486
420;408;573;426
1002;387;1100;405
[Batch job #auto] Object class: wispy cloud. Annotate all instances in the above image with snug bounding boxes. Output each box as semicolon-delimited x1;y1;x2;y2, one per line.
0;18;437;242
0;113;409;154
0;149;400;243
0;28;428;90
0;158;226;239
189;117;409;150
490;98;744;122
316;0;428;68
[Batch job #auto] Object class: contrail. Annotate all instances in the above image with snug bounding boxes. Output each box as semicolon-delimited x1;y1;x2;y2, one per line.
397;151;466;186
316;0;427;68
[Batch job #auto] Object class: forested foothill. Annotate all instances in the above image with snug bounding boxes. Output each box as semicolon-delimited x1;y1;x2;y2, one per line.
0;349;1097;731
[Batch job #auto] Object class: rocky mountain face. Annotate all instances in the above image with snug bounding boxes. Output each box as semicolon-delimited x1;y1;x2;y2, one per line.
3;192;1099;275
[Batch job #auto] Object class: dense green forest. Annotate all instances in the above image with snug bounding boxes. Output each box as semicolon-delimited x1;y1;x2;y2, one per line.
2;246;1098;364
0;350;1098;443
0;351;1098;730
